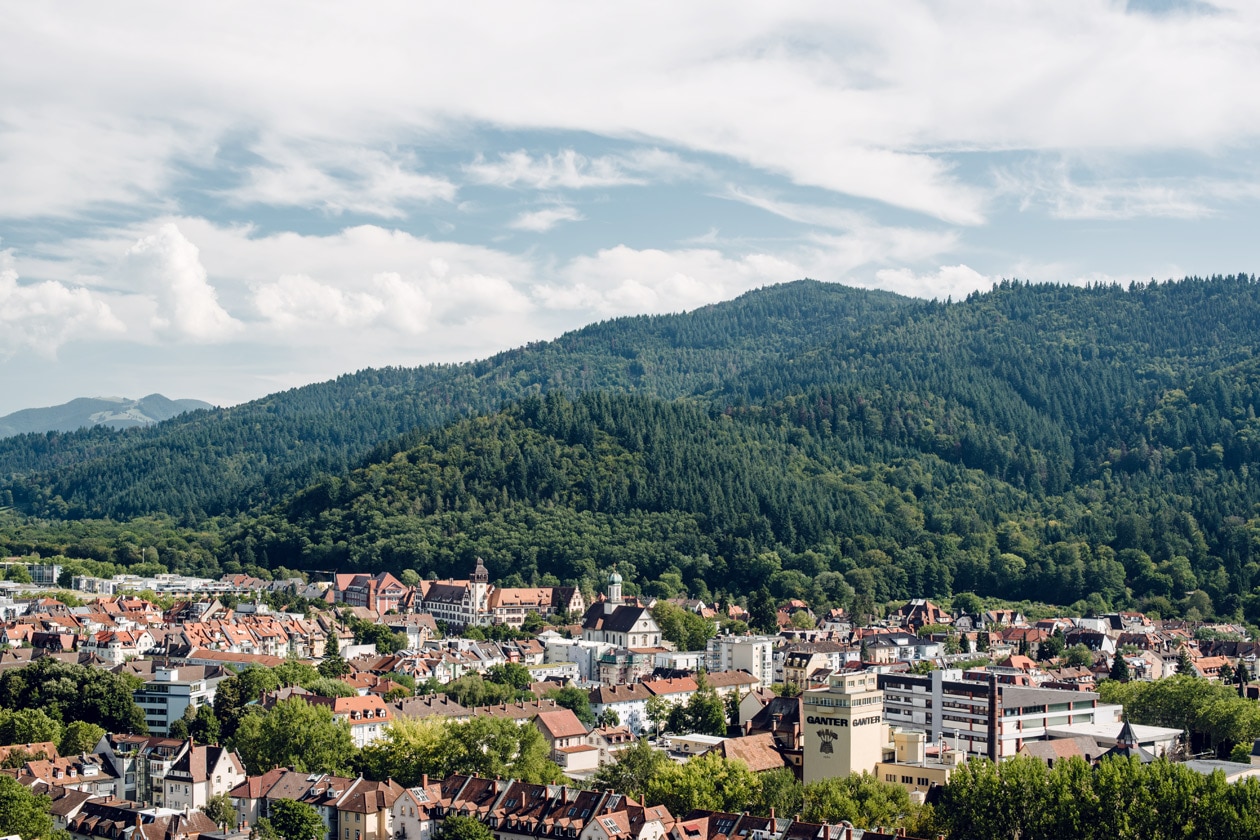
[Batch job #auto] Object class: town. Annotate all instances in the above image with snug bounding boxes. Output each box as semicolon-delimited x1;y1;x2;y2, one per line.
0;557;1258;839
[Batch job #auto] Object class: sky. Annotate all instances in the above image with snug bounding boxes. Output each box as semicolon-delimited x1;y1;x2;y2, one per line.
3;0;1260;415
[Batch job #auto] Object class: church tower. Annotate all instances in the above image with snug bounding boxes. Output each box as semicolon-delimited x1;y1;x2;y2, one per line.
605;568;624;614
471;558;490;626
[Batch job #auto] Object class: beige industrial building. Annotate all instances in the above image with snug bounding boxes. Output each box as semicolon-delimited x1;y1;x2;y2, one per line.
801;671;887;782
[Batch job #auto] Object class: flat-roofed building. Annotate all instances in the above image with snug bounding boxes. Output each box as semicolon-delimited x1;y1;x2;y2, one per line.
873;729;962;801
878;669;1123;759
802;671;886;782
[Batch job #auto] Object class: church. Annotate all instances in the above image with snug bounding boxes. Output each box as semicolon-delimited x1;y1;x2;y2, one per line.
580;569;662;648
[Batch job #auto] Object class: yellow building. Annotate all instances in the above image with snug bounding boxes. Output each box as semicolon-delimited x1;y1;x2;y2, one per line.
801;671;886;783
873;730;962;801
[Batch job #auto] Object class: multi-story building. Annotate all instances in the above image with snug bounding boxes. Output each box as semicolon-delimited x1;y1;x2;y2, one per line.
705;636;776;688
94;733;191;806
334;572;410;615
305;694;394;748
802;671;887;783
160;741;246;811
873;729;963;800
544;637;613;683
877;669;1124;759
588;683;653;734
131;665;223;737
419;560;492;629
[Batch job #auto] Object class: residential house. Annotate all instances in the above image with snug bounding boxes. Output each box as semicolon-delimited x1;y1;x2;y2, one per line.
160;740;246;811
385;613;440;649
65;800;217;839
306;694;394;748
889;599;950;631
391;780;443;840
535;709;597;775
335;777;407;840
782;642;850;687
80;629;156;664
585;726;637;766
6;754;118;799
588;684;653;734
641;677;698;717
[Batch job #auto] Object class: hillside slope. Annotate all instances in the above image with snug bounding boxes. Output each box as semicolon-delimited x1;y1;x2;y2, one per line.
0;281;909;517
4;275;1260;530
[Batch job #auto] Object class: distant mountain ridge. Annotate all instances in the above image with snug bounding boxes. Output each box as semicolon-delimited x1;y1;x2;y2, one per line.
0;394;213;437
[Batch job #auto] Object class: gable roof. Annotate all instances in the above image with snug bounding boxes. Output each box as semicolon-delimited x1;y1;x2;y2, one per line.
583;603;653;634
535;709;588;740
710;733;786;772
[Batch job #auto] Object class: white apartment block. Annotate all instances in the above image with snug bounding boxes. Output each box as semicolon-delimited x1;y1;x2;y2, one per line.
706;636;776;687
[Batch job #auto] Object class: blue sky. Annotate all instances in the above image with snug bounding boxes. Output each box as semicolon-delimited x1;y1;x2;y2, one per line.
3;1;1260;415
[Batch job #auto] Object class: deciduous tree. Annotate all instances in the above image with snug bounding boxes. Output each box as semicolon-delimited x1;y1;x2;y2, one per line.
232;698;354;776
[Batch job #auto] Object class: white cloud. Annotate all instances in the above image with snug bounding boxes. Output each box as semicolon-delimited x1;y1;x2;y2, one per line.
84;219;535;341
120;223;242;341
226;141;457;217
0;114;208;219
0;251;123;355
996;159;1260;220
465;148;702;190
252;273;386;328
543;245;778;315
870;265;995;300
721;187;869;231
539;221;959;317
509;205;584;232
11;4;1260;222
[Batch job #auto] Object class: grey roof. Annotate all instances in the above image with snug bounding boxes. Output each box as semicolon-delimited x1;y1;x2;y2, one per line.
582;603;651;634
1182;759;1258;779
999;685;1099;709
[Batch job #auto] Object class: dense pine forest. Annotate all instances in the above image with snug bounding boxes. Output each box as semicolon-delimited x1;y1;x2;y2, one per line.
5;276;1260;621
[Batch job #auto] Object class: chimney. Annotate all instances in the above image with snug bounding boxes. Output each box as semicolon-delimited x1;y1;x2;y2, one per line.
423;774;429;788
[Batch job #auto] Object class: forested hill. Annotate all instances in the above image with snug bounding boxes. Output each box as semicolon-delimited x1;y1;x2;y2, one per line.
0;281;911;518
3;275;1260;533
